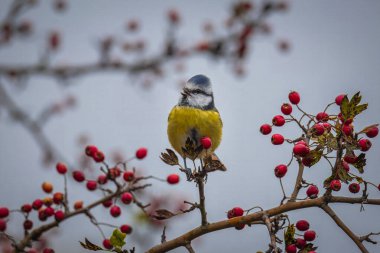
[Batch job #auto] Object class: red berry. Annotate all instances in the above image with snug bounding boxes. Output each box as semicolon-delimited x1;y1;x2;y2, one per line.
85;145;98;157
349;183;360;194
316;112;329;122
201;137;212;149
271;134;284;145
42;248;55;253
286;244;297;253
335;94;346;105
121;192;133;204
227;207;244;219
54;210;65;221
136;147;148;159
38;209;47;221
42;182;53;193
72;170;85;182
304;230;316;241
281;103;292;115
288;91;300;105
358;139;372;152
296;220;310;231
293;144;310;157
323;122;332;132
110;205;121;217
23;219;33;230
97;174;108;185
342;161;350;172
44;207;55;217
49;31;60;50
43;197;53;207
74;200;83;210
32;199;43;210
86;180;97;191
102;199;113;208
260;124;272;135
344;118;353;125
167;174;180;184
109;167;121;179
0;219;7;231
302;157;313;167
53;192;64;204
306;185;319;199
295;238;306;249
272;115;285;127
330;179;341;191
168;9;180;23
378;184;380;191
0;207;9;218
274;164;287;178
93;151;105;163
56;162;67;174
344;154;357;164
21;204;32;213
312;123;325;136
103;239;113;249
366;126;379;138
296;140;308;146
123;171;134;182
127;20;139;31
342;124;353;136
234;223;245;230
120;224;133;234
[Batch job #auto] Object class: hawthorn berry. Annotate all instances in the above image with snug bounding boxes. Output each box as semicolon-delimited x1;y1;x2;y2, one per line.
366;126;379;138
53;192;64;204
288;91;300;105
121;192;133;204
358;139;372;152
343;118;353;125
93;151;105;163
344;154;357;164
56;162;67;174
98;174;108;185
136;147;148;159
74;200;83;210
109;167;121;179
274;164;287;178
38;210;47;221
42;248;55;253
271;134;284;145
86;180;97;191
49;31;60;50
234;224;245;230
306;185;319;199
227;207;244;218
296;140;308;146
342;124;353;136
281;103;292;115
43;197;53;207
85;145;98;157
201;137;212;149
260;124;272;135
342;161;350;172
72;170;85;182
23;219;33;230
335;94;346;105
123;171;134;182
302;157;313;167
0;207;9;218
293;144;310;157
295;238;306;249
316;112;329;122
296;220;310;231
312;123;325;136
272;115;285;127
110;205;121;217
54;210;65;221
0;219;7;231
44;207;55;217
32;199;43;210
330;179;341;191
103;199;113;208
323;122;332;132
42;182;53;193
120;224;133;234
21;204;32;213
103;239;113;249
286;244;297;253
167;174;180;184
349;183;360;194
304;230;316;241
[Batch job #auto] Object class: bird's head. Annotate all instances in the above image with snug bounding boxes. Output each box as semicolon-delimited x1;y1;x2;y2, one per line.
178;74;215;110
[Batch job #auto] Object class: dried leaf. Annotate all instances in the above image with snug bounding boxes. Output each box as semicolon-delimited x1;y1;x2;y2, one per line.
152;209;177;220
303;149;323;167
204;153;227;172
110;229;126;249
352;153;366;173
79;238;103;251
323;175;334;188
182;138;202;160
337;167;353;183
160;149;179;166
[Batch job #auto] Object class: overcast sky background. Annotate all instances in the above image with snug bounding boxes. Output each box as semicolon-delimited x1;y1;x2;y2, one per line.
1;1;380;252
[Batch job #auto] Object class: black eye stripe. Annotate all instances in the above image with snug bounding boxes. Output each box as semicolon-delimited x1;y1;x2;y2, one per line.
189;89;211;96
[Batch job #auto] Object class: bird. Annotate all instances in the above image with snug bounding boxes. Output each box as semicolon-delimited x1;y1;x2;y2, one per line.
167;74;225;177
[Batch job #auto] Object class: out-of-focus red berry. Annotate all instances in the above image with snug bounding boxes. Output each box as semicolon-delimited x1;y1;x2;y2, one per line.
42;182;53;193
304;230;316;241
136;147;148;159
316;112;329;122
85;145;98;157
0;219;6;231
201;137;212;149
296;220;310;231
121;192;133;204
123;171;134;182
32;199;43;210
86;180;97;191
74;200;83;210
72;171;85;182
21;204;32;213
97;174;108;185
93;151;105;163
56;162;67;174
286;244;297;253
120;224;133;234
0;207;9;218
103;239;113;249
54;210;65;221
167;174;180;184
110;205;121;217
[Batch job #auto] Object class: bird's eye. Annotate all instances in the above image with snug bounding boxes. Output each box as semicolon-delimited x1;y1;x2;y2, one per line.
193;89;202;94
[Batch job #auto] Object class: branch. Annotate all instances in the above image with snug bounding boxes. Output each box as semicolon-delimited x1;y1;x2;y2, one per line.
359;232;380;245
196;177;208;226
288;157;304;202
262;212;279;253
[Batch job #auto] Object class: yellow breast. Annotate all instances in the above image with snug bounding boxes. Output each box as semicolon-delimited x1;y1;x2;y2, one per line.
167;106;223;157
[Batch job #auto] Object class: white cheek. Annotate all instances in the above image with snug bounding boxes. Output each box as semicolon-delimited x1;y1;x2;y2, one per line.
189;95;212;107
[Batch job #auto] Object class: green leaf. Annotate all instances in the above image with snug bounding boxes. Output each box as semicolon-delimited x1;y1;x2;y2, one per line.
323;175;334;188
337;167;353;183
284;224;295;246
352;104;368;117
303;149;323;167
110;229;126;249
352;153;366;173
340;95;350;119
340;92;368;119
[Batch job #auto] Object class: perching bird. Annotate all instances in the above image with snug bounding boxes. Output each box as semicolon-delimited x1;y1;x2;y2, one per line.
167;74;225;175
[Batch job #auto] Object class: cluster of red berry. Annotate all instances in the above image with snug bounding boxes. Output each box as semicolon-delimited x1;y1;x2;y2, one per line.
286;220;316;253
